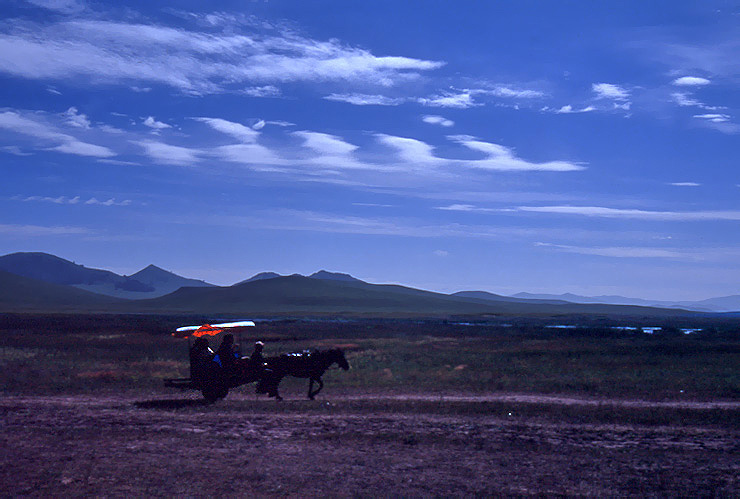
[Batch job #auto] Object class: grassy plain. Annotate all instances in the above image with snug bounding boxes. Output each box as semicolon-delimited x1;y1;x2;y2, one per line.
1;313;738;400
1;313;739;496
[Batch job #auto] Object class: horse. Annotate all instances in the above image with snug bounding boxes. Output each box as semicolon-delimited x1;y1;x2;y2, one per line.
255;348;350;401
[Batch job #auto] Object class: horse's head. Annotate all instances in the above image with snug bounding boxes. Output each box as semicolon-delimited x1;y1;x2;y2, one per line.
330;348;350;370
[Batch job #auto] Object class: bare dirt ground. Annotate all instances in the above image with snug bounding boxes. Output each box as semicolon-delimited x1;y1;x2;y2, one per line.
1;389;738;497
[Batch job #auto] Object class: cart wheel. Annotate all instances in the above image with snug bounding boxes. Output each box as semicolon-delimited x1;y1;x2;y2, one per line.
202;386;228;403
202;382;229;403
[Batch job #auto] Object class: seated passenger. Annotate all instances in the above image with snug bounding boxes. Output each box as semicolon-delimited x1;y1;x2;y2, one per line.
189;337;214;380
215;334;238;374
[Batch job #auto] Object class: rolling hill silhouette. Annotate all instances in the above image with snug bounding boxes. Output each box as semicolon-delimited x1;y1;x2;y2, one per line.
129;264;215;297
0;251;713;317
0;252;213;299
121;274;692;317
0;270;123;312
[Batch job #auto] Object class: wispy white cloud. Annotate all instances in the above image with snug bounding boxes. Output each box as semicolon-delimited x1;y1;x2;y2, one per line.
62;107;90;128
143;116;171;130
437;204;499;213
517;205;740;221
19;195;79;204
671;91;724;111
0;110;115;157
195;117;259;143
134;140;200;165
414;85;543;110
485;86;544;98
188;208;607;242
649;35;740;80
84;197;132;206
433;249;449;257
50;140;115;157
668;182;700;187
96;158;140;166
672;92;701;107
592;83;630;100
690;112;739;134
422;115;454;127
376;134;445;165
0;110;73;142
213;143;285;169
323;93;405;106
242;85;281;97
293;131;358;156
352;202;395;208
448;135;584;172
1;145;33;156
700;120;740;135
418;89;478;108
0;19;444;94
0;223;92;236
265;120;294;127
98;124;126;134
17;195;131;206
535;242;686;259
672;76;711;86
693;113;730;123
24;0;85;14
548;104;596;114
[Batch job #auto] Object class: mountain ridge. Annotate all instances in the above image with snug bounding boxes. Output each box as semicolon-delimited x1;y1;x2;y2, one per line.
0;269;124;312
123;274;693;317
0;251;735;315
0;252;213;299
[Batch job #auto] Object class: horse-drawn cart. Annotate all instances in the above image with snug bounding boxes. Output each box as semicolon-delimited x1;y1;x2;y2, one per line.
164;320;350;403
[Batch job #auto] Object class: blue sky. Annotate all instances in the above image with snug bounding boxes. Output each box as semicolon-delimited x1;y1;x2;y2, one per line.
2;0;740;300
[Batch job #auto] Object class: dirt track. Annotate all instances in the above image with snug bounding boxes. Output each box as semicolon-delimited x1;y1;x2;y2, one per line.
1;392;738;497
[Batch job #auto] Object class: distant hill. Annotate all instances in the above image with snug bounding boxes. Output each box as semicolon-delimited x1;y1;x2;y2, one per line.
0;269;123;312
238;272;284;285
513;292;665;307
0;252;153;297
238;270;364;285
511;292;726;312
688;295;740;313
0;252;214;299
122;274;693;317
128;264;215;297
452;290;570;305
309;270;364;283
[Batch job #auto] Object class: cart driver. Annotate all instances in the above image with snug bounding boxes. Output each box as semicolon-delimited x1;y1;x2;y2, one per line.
250;341;265;367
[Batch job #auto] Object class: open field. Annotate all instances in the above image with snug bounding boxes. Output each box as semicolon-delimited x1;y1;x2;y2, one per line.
1;314;739;496
2;393;739;496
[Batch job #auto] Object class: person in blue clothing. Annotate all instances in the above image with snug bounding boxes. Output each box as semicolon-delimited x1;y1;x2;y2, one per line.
215;333;238;376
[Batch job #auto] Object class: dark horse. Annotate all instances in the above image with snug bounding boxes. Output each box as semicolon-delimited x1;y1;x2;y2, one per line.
256;348;349;401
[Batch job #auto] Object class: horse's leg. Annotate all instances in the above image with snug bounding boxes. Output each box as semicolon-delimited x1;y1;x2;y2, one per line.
308;377;324;400
268;376;283;401
307;378;314;400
